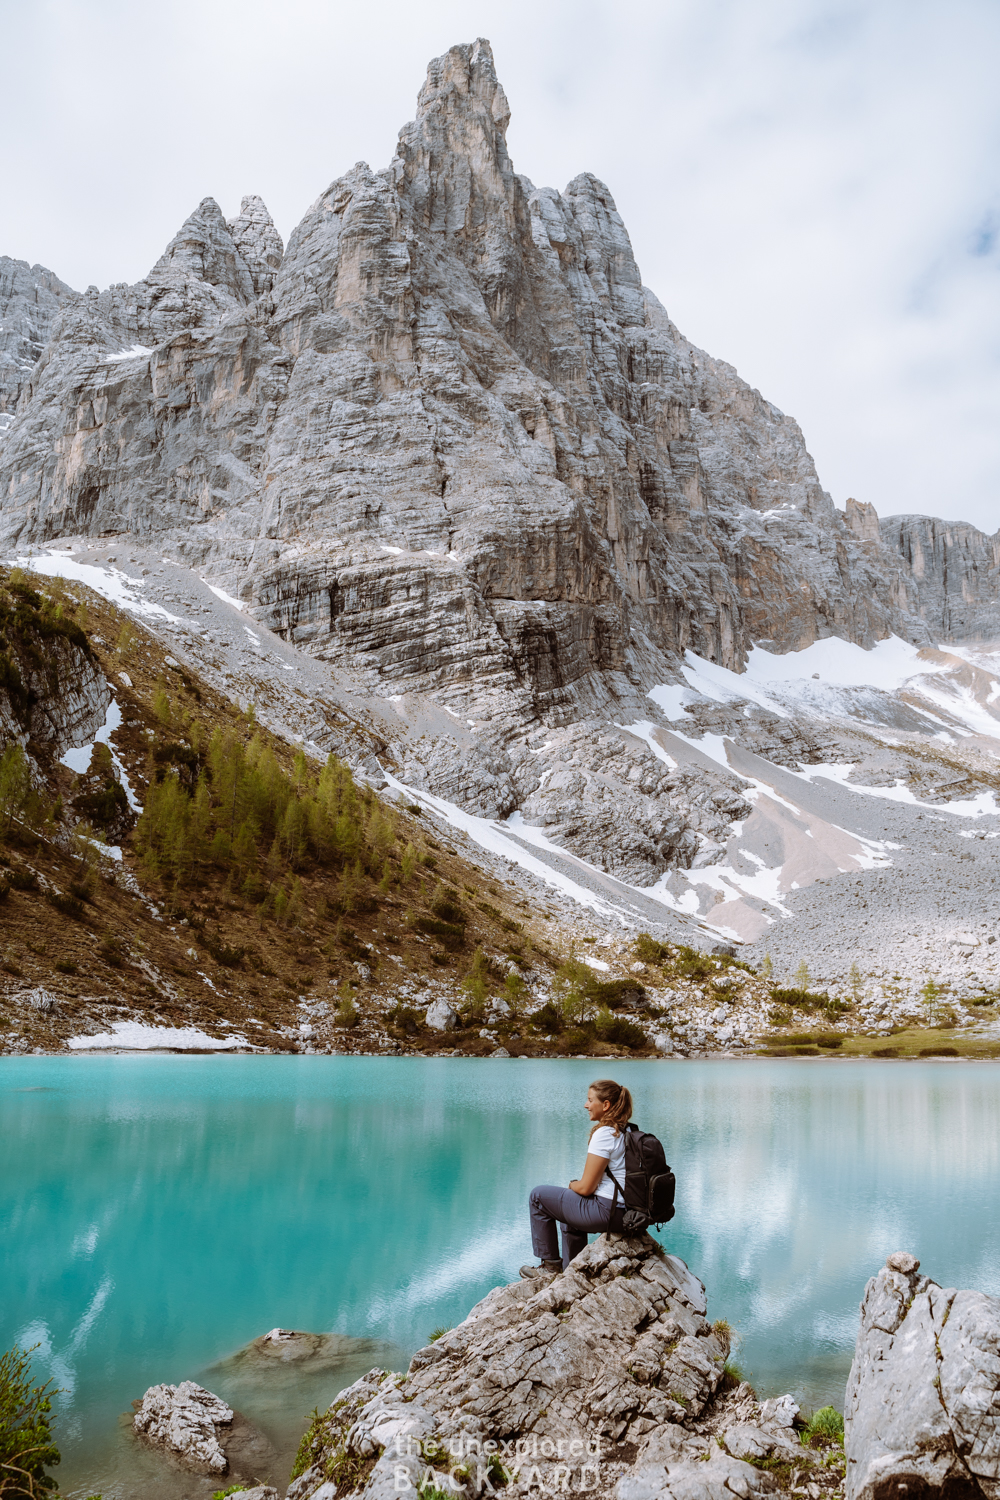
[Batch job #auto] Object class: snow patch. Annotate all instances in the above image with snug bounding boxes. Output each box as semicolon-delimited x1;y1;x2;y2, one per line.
67;1022;251;1051
101;345;153;363
10;552;181;622
59;699;142;812
204;583;244;611
380;769;624;921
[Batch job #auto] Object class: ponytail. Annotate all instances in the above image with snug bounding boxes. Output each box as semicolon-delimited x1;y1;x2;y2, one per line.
588;1078;633;1138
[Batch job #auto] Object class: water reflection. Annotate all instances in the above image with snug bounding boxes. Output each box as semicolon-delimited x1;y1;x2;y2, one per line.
2;1057;999;1498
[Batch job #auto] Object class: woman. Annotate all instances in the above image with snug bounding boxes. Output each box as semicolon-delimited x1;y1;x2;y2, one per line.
521;1078;633;1278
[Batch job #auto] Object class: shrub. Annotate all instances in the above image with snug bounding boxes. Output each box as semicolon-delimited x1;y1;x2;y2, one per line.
460;948;493;1019
46;891;84;921
589;978;646;1010
99;935;125;968
919;1046;959;1057
429;885;464;925
594;1010;647;1049
770;987;831;1011
803;1405;844;1447
334;988;359;1028
634;932;669;964
503;970;528;1020
415;917;465;949
531;1001;563;1034
555;957;597;1025
0;1343;60;1498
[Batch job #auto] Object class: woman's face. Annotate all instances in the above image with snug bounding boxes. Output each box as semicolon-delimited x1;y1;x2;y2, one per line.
586;1088;611;1122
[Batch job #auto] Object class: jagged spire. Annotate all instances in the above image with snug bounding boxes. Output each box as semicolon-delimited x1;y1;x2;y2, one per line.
147;197;255;304
228;195;284;299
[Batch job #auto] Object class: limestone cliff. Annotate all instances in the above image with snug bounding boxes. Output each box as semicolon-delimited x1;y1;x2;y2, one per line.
0;256;77;423
4;39;1000;898
882;513;1000;639
0;38;931;727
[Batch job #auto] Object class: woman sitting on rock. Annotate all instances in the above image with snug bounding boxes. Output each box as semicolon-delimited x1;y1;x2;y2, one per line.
521;1078;632;1278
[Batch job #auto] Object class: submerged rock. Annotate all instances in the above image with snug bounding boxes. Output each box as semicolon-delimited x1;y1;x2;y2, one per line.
846;1252;1000;1500
133;1380;232;1474
132;1377;277;1480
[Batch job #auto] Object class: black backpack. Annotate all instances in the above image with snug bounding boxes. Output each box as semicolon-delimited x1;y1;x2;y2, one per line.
607;1123;676;1233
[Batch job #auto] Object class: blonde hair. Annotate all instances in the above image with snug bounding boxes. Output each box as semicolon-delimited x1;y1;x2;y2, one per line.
588;1078;633;1138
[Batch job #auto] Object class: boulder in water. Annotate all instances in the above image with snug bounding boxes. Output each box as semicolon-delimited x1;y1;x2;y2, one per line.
133;1380;232;1474
846;1251;1000;1500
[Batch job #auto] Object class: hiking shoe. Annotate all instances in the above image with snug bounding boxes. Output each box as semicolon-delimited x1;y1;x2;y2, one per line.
519;1261;561;1280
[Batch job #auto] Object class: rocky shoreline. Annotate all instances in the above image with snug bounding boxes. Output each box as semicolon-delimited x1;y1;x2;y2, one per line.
130;1241;998;1500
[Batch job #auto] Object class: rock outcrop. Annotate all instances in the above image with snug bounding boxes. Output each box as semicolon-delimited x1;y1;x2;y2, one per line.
882;515;1000;639
846;1251;1000;1500
133;1380;234;1473
287;1234;832;1500
4;38;1000;891
0;257;77;423
132;1377;277;1480
0;569;111;766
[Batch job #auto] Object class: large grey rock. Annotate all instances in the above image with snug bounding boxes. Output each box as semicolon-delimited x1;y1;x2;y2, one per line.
425;998;459;1030
617;1445;778;1500
288;1235;730;1500
0;38;938;700
845;1252;1000;1500
228;195;284;298
133;1380;233;1474
6;37;1000;897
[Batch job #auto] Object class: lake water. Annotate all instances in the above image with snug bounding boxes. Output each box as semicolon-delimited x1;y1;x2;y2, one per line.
4;1056;1000;1497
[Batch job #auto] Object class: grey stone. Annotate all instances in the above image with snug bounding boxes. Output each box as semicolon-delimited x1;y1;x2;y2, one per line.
425;998;459;1031
133;1380;233;1474
845;1255;1000;1500
724;1421;799;1460
759;1393;800;1428
617;1445;778;1500
885;1251;920;1275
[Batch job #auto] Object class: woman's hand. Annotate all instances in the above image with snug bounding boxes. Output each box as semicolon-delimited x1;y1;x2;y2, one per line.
569;1153;609;1197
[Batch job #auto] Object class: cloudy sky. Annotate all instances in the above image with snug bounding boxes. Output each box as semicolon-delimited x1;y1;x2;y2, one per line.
3;0;998;529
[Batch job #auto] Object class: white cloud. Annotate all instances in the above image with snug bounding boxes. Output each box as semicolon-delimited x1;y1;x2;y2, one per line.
2;0;998;528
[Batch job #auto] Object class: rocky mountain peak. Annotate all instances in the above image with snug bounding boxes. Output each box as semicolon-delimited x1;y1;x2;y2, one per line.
396;39;526;339
147;195;255;304
227;195;284;299
413;37;511;142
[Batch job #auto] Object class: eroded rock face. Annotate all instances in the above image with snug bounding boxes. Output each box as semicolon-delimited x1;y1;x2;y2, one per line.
845;1252;1000;1500
288;1237;826;1500
133;1380;233;1474
883;514;1000;640
0;257;77;424
0;39;932;714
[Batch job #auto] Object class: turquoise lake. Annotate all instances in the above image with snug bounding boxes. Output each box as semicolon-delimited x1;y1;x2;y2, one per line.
4;1056;1000;1497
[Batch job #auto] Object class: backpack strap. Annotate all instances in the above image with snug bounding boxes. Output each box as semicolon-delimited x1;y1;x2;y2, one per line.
606;1167;624;1230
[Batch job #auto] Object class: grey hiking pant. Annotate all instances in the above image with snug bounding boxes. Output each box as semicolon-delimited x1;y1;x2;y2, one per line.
529;1184;614;1269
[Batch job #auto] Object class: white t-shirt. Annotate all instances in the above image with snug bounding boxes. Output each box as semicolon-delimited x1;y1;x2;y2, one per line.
588;1124;627;1202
